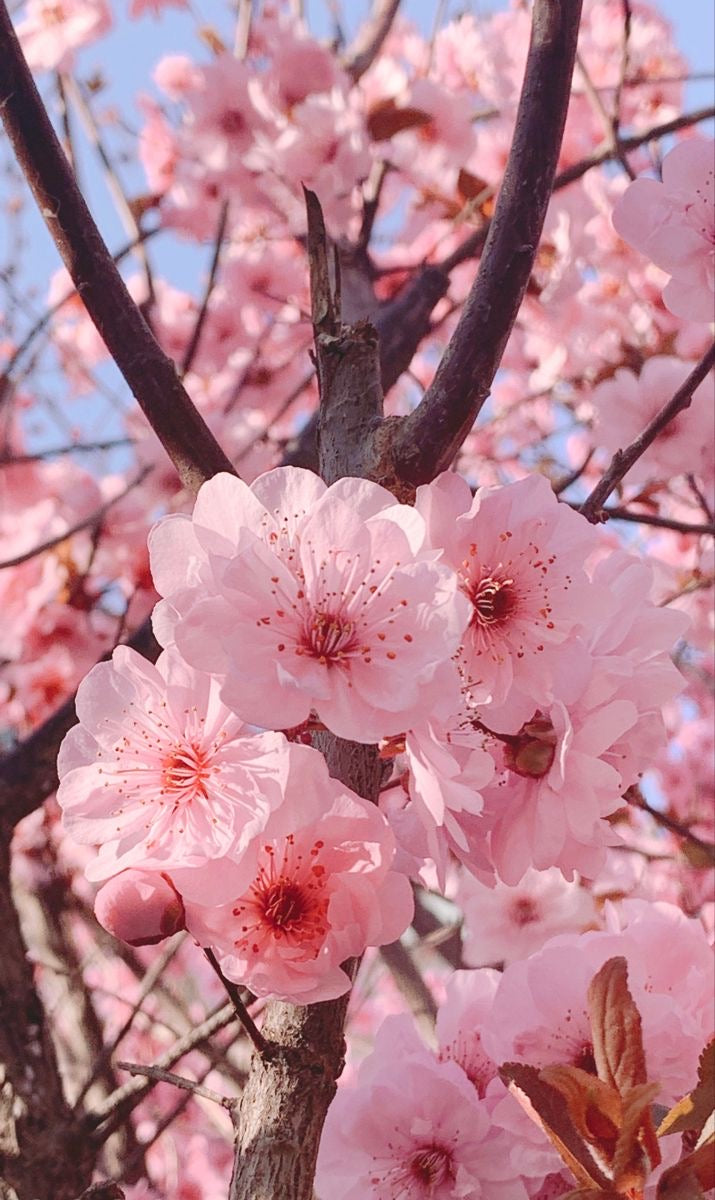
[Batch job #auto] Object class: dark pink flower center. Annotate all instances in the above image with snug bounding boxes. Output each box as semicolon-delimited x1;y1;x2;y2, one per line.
161;743;212;799
511;896;540;926
503;713;557;779
573;1040;597;1074
468;573;518;628
233;837;329;951
300;609;358;664
409;1145;453;1187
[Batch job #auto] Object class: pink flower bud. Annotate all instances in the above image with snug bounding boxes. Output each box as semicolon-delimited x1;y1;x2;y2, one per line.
94;870;185;946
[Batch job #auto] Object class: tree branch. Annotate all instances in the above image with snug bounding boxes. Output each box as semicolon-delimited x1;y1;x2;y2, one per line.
343;0;401;83
0;0;236;494
580;344;715;522
0;830;95;1197
378;0;584;488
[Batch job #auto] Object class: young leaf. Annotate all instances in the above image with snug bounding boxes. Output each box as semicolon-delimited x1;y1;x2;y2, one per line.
499;1062;613;1190
657;1038;714;1138
612;1081;662;1192
655;1132;715;1200
588;956;648;1093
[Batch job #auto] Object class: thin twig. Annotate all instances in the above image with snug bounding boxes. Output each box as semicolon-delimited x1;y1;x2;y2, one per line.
0;2;236;493
55;73;77;176
379;939;437;1042
0;467;151;570
580;344;715;522
203;948;268;1056
553;105;715;189
62;75;155;307
343;0;401;83
0;437;134;465
597;506;715;537
115;1061;235;1111
626;787;715;866
180;199;229;377
73;934;187;1109
86;1003;237;1135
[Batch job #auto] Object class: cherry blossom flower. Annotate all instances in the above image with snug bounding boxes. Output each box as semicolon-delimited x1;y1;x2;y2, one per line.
612;137;715;322
16;0;111;72
457;868;598;967
94;869;185;946
416;472;602;730
590;355;715;488
57;646;289;881
149;467;468;742
182;743;413;1003
436;969;501;1098
315;1017;527;1200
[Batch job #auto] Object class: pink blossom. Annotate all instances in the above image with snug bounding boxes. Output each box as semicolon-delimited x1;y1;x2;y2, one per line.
16;0;111;72
129;0;186;19
94;869;185;946
57;646;289;881
612;137;715;321
316;1017;526;1200
416;472;602;729
436;969;501;1098
590;356;715;488
181;743;412;1003
457;868;597;967
149;467;468;742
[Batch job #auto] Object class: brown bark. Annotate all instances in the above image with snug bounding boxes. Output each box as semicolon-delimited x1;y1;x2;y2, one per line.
0;830;94;1199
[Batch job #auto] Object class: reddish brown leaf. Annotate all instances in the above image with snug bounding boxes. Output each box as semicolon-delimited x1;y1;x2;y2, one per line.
656;1132;715;1200
366;99;432;141
612;1081;661;1191
499;1062;612;1190
540;1065;621;1162
588;956;648;1093
456;168;491;202
562;1191;624;1200
658;1039;715;1138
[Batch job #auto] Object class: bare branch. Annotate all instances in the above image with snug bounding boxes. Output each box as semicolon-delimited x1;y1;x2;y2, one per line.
0;467;150;570
553;104;715;189
597;506;715;537
379;938;437;1042
203;949;268;1056
0;0;236;493
343;0;401;83
180;199;230;377
625;786;715;866
380;0;584;488
115;1062;234;1111
0;437;134;464
86;1003;238;1135
580;344;715;522
62;75;155;306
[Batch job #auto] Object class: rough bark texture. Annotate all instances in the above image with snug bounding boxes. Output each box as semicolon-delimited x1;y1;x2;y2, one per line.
0;831;94;1199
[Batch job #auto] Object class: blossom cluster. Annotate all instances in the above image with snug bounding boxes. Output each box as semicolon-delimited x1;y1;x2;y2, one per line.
57;465;688;1005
